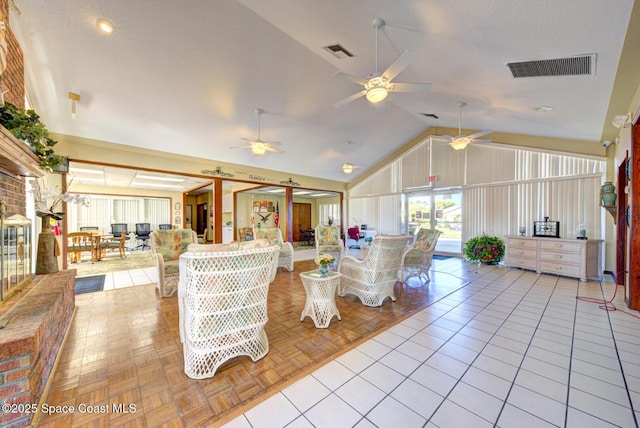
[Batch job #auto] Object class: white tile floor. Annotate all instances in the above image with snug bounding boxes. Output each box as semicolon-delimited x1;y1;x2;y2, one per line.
100;266;158;291
222;260;640;428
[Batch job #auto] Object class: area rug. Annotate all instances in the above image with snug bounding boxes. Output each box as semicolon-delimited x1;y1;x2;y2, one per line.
75;275;105;294
433;254;452;260
71;250;155;276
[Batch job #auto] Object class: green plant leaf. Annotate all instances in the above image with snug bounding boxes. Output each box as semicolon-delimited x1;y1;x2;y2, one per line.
463;234;505;264
0;102;67;171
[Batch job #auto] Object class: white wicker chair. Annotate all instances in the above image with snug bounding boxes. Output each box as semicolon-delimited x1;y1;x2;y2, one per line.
253;227;294;271
178;244;279;379
150;229;198;297
315;225;344;262
400;228;442;283
338;235;411;307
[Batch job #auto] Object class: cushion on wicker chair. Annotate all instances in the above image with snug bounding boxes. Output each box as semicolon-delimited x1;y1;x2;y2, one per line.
400;228;442;283
253;228;294;272
338;234;410;307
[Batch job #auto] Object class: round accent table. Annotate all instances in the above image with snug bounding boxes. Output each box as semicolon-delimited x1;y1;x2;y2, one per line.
299;270;342;328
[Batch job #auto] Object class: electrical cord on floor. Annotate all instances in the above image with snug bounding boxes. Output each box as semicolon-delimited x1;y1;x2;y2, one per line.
576;283;640;319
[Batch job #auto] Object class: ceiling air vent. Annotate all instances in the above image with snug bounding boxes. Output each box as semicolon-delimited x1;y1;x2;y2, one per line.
506;54;596;78
323;44;354;59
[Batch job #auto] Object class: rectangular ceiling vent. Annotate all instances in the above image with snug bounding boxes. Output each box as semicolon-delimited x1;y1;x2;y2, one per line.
323;44;354;59
506;54;596;78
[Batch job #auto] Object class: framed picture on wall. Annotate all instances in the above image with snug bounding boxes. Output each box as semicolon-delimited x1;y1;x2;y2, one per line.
175;202;181;210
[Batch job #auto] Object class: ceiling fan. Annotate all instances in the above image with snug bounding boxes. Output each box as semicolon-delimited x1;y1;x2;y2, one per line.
341;140;364;174
231;108;283;156
440;102;493;150
332;17;431;108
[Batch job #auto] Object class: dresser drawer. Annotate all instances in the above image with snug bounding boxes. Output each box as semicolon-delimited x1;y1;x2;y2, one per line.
538;240;581;253
507;238;538;250
538;261;581;277
538;251;581;265
508;248;537;259
506;256;537;270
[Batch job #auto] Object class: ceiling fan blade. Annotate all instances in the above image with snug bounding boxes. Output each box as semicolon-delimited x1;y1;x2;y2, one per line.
389;82;431;93
467;129;493;139
264;145;284;153
332;71;368;86
472;139;493;144
230;145;253;149
382;50;416;81
333;90;367;108
264;141;282;147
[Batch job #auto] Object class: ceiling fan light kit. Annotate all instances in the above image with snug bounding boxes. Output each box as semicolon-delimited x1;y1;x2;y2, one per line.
365;84;388;103
341;140;363;174
332;17;430;107
342;162;354;174
231;108;284;156
450;137;472;151
443;102;493;150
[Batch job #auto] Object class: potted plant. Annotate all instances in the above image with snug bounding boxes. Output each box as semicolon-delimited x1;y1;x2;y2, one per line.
314;253;335;276
463;234;505;264
0;102;67;171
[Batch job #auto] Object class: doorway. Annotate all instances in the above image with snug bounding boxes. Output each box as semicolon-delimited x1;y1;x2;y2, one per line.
407;190;462;254
197;203;207;234
292;202;312;242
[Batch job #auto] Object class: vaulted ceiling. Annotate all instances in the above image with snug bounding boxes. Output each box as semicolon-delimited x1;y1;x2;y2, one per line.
9;0;640;184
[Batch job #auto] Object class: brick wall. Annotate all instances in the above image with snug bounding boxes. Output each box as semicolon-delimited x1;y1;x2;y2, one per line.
0;271;76;428
0;0;38;216
0;0;25;108
0;173;26;215
0;0;27;216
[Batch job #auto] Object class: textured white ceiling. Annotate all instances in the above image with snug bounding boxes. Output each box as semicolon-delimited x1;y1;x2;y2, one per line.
9;0;637;185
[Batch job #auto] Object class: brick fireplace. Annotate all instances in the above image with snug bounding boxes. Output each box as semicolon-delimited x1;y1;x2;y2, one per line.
0;2;76;426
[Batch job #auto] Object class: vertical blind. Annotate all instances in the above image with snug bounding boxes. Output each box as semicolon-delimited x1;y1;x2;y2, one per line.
67;196;170;233
348;136;605;242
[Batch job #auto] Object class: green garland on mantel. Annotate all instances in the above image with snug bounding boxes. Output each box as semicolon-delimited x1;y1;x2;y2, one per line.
0;102;67;172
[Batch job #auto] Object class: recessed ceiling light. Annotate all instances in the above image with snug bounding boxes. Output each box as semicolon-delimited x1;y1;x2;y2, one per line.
534;106;553;112
69;167;104;175
131;181;179;189
136;174;185;182
96;19;114;34
73;177;104;183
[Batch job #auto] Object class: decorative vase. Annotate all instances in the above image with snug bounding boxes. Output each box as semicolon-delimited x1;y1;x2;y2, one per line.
601;182;617;206
35;214;60;275
318;265;329;276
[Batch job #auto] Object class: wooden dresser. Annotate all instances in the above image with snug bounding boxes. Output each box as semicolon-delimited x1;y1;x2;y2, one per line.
505;235;603;282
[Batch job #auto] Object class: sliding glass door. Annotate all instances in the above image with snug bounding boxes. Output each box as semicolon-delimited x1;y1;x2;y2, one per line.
407;190;462;254
434;191;462;254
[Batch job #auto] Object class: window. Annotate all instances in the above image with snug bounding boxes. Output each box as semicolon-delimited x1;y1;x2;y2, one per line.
319;203;340;226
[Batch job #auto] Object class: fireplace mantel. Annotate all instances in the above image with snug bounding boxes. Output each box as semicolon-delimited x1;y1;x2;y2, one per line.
0;125;44;178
